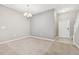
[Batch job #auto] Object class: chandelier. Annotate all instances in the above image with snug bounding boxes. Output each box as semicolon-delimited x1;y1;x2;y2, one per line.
24;12;32;18
24;5;32;19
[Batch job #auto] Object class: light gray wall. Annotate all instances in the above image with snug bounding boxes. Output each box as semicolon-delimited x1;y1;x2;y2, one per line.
0;5;30;42
31;9;56;39
74;24;79;47
74;11;79;46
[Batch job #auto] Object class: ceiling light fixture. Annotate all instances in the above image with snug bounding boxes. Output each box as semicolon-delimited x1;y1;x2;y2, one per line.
24;4;32;19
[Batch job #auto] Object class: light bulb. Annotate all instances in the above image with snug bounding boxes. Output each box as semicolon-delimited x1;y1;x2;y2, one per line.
24;12;32;18
24;12;28;16
28;13;32;17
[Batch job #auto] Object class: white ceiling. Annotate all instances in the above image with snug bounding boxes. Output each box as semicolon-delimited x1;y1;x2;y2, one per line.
2;4;79;15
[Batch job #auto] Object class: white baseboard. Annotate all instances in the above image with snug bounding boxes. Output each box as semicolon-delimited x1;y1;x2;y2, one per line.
30;36;74;45
0;35;31;44
0;35;75;46
73;41;79;48
73;35;79;48
30;36;55;41
0;35;54;44
73;39;79;48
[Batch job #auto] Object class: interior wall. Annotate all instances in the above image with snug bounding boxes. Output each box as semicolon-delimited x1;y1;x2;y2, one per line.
31;9;56;39
0;5;30;42
73;11;79;47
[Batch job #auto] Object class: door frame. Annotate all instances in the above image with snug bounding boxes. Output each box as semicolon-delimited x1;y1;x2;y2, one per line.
56;10;77;40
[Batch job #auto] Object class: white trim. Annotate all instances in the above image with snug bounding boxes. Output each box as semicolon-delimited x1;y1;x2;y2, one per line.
0;35;31;44
30;36;55;42
73;34;79;48
0;35;54;44
74;41;79;48
73;37;79;48
0;35;74;46
31;36;74;44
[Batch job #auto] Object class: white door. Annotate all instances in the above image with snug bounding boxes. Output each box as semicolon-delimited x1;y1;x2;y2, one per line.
58;14;70;38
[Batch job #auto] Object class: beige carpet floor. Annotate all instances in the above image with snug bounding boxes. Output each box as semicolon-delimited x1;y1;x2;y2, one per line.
0;37;79;55
46;41;79;55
